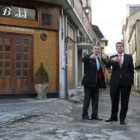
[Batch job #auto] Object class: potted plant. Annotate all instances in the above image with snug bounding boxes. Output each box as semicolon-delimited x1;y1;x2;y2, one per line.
35;62;49;99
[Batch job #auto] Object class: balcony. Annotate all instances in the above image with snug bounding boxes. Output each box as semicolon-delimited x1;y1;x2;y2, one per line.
77;36;92;50
77;36;90;43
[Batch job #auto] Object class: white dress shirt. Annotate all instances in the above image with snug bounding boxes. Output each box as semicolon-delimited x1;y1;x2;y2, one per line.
96;58;100;71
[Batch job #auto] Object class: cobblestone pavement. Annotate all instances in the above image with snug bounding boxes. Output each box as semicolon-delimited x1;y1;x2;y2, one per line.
0;89;140;140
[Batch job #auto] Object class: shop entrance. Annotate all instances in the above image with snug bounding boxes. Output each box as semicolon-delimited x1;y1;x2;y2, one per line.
0;33;33;94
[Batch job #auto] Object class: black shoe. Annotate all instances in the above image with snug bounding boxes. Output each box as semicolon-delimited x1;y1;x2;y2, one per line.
120;121;125;125
82;115;90;120
106;118;118;122
91;116;102;121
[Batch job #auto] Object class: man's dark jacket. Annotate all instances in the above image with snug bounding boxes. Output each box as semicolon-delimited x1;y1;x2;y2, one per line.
105;54;134;86
81;53;106;88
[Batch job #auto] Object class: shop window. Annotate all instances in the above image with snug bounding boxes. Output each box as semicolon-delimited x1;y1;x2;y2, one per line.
68;24;74;40
68;38;75;89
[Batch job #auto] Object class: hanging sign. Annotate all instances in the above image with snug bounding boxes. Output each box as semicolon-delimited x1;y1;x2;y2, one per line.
0;5;36;21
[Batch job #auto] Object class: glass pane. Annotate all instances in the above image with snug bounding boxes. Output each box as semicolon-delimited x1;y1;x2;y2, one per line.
0;70;2;76
16;54;21;60
0;38;2;43
16;47;22;52
16;62;21;68
24;39;29;45
5;70;10;76
23;70;28;76
68;39;75;89
0;61;2;67
16;39;21;45
0;54;3;59
24;55;28;60
16;70;21;76
23;62;28;68
23;47;28;52
5;38;10;44
5;46;10;51
0;45;2;51
5;54;10;59
5;62;10;67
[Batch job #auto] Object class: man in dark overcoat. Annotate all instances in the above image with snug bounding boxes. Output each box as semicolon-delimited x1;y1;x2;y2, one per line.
81;45;106;120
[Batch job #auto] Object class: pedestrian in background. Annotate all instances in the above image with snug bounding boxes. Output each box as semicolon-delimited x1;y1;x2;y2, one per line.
81;45;106;120
105;42;134;125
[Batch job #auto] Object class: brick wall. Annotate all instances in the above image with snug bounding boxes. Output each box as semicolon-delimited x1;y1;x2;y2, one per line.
74;0;93;37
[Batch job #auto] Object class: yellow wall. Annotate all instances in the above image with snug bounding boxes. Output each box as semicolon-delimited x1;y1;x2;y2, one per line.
0;25;59;93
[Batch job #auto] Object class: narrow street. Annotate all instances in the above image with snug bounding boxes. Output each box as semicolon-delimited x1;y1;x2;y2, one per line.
0;88;140;140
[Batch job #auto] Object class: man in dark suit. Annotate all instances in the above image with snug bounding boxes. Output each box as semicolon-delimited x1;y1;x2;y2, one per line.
81;45;106;120
105;42;134;125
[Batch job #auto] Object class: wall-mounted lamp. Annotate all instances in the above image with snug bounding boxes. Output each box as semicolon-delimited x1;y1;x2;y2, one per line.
100;45;104;49
84;6;90;14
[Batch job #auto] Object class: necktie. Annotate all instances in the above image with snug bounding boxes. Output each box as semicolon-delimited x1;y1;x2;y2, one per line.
119;55;122;68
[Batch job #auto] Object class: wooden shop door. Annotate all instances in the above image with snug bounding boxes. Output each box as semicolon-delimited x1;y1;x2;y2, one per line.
0;33;33;94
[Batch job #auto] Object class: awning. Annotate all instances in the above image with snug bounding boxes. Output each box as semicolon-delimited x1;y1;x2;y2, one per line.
77;43;92;50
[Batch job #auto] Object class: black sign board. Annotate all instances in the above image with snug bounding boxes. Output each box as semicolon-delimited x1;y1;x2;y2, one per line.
0;5;36;21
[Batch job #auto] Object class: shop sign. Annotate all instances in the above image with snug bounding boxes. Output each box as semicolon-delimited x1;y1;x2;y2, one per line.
0;5;36;21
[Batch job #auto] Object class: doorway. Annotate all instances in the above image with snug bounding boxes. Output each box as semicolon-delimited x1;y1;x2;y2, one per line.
0;32;33;94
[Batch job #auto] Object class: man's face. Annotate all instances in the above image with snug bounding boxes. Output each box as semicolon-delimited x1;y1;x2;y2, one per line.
116;43;124;54
92;46;100;55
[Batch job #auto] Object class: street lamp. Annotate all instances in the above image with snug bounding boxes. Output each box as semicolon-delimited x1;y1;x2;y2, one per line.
84;6;90;14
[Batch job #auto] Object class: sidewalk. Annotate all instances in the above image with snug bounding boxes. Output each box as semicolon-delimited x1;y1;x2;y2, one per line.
0;98;58;127
0;88;122;128
0;88;140;140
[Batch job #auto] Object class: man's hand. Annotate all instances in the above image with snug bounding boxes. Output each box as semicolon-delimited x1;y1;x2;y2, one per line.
111;56;120;62
90;54;98;59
